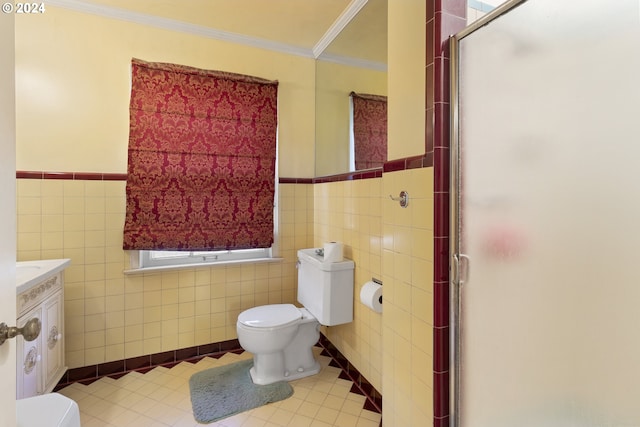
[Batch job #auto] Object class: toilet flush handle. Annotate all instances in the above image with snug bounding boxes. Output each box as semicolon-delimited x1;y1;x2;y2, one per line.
0;318;41;346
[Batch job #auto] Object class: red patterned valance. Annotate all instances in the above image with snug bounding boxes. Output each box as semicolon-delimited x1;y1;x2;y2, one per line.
351;92;387;170
123;59;278;250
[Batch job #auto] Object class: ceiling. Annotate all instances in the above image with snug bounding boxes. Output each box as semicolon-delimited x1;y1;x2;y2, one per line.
54;0;386;63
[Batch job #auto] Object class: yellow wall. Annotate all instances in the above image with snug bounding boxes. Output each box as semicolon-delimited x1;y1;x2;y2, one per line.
384;1;432;425
15;6;316;178
315;60;387;176
387;0;426;161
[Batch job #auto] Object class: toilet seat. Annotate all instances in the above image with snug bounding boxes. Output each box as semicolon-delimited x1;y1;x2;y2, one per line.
238;304;302;328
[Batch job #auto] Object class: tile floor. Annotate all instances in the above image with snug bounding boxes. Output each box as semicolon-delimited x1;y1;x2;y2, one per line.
57;348;382;427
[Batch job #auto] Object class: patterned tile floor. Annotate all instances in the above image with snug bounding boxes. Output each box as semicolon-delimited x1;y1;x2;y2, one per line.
57;348;382;427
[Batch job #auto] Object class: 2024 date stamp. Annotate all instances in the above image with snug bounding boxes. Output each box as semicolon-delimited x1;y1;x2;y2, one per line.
2;2;46;14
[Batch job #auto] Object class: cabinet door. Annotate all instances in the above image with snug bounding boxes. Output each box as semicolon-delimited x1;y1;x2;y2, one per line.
43;291;63;392
16;307;42;399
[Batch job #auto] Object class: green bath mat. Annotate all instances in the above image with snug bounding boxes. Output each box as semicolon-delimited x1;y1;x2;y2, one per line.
189;359;293;423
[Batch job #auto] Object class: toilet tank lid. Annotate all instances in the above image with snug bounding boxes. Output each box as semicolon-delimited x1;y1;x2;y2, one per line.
297;249;355;271
238;304;302;328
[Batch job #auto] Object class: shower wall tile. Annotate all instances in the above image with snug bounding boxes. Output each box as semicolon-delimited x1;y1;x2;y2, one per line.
382;167;435;426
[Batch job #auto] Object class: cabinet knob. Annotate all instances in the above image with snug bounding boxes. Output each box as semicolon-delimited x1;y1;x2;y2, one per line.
0;318;41;346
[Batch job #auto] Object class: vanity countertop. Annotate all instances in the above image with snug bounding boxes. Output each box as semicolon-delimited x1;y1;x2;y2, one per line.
16;259;71;294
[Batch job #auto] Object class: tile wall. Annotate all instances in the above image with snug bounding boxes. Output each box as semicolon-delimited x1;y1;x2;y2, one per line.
16;167;433;426
313;176;384;393
381;167;435;426
309;166;435;426
16;177;312;369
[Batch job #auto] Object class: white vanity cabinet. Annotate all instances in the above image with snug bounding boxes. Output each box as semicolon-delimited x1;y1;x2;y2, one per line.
16;259;70;399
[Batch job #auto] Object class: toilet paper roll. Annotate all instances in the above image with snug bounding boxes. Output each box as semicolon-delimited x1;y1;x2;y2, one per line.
360;281;383;313
323;242;344;263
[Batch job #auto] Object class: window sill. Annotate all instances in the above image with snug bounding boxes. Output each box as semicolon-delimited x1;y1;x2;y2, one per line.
123;257;284;275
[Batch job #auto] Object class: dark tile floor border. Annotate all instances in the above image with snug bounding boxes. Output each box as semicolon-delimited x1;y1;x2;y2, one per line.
54;333;382;420
54;338;243;389
317;334;383;415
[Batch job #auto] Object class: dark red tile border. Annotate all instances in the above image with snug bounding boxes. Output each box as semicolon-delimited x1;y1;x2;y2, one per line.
318;334;382;414
311;167;383;183
278;177;313;184
16;171;44;179
382;154;433;174
17;158;430;186
53;338;241;391
97;360;125;377
16;170;128;181
430;2;466;427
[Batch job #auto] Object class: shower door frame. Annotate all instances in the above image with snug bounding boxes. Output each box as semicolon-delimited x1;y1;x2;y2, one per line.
448;1;527;426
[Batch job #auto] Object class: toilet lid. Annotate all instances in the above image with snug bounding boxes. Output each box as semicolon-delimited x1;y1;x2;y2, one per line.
238;304;302;328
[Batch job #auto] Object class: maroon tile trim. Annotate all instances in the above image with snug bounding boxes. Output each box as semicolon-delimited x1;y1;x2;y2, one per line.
431;2;466;427
434;193;450;238
102;173;129;181
53;338;241;391
16;170;128;181
42;172;72;180
17;160;427;187
433;370;450;418
308;167;383;183
97;360;125;377
318;333;382;414
278;177;313;184
434;282;449;329
281;160;435;185
433;326;450;373
382;154;432;174
15;171;44;179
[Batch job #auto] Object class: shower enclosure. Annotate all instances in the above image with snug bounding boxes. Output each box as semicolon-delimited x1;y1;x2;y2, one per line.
450;0;640;425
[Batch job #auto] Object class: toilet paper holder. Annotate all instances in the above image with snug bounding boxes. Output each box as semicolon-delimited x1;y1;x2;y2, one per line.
389;191;409;208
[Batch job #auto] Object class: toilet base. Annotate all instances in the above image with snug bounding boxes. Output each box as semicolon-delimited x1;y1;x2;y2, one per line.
249;359;320;385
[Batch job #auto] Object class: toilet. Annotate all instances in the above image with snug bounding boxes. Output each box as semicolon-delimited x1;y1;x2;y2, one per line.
237;248;354;385
17;393;81;427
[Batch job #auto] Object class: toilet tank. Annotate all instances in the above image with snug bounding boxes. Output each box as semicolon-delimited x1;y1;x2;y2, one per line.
297;248;355;326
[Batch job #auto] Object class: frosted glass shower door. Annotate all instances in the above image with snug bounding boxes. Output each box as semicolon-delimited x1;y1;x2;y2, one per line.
451;0;640;426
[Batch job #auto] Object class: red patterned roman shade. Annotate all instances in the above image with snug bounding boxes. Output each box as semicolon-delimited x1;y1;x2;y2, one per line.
351;92;387;170
123;59;278;250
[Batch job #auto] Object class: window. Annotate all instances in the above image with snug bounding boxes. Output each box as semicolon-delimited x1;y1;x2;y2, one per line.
123;59;279;262
140;247;272;268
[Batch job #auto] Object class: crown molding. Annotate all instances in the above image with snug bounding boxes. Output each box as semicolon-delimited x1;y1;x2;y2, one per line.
46;0;314;58
312;0;368;59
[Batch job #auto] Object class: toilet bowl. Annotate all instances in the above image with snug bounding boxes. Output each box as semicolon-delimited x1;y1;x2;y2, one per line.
237;303;321;385
17;392;80;427
237;248;355;385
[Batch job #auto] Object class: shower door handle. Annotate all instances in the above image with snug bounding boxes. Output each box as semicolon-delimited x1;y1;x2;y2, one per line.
452;253;470;286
